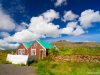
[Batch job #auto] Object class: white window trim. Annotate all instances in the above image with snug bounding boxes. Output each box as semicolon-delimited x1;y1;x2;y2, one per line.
18;49;25;55
31;49;36;55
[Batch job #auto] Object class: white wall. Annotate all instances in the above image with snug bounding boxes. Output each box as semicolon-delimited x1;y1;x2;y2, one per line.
6;54;29;65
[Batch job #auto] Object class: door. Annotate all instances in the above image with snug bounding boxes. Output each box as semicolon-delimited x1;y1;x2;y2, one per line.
40;50;43;59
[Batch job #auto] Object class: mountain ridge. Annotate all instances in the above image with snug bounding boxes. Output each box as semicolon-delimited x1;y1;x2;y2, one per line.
51;40;100;47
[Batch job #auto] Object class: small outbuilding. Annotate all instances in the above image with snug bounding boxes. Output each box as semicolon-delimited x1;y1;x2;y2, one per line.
28;40;53;59
16;42;31;55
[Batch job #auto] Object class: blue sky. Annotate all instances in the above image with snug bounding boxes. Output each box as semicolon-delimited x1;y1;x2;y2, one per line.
0;0;100;49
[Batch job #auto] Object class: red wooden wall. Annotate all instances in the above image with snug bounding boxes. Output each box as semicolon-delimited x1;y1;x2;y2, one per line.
16;44;28;55
28;41;46;59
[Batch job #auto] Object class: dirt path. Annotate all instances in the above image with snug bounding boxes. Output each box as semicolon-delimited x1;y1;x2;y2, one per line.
0;64;37;75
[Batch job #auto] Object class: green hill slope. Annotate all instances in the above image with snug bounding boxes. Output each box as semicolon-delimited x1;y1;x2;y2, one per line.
52;40;100;48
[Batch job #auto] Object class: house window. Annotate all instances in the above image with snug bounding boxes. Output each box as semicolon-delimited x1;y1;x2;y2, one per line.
22;50;25;55
18;49;25;55
18;50;21;55
31;49;36;55
34;43;37;47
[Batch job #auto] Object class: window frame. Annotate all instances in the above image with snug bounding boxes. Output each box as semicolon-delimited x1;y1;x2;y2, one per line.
31;49;36;55
34;43;37;47
18;49;25;55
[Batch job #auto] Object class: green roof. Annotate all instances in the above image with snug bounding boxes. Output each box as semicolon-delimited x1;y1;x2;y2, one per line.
23;42;32;49
37;40;53;49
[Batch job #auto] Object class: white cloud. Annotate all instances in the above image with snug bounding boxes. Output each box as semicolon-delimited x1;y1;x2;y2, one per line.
15;22;28;32
61;22;77;35
21;22;29;26
67;22;77;28
29;19;61;38
72;26;85;36
42;9;59;22
0;29;41;49
79;9;100;28
54;0;67;7
62;10;79;22
4;29;41;42
29;9;61;38
0;32;10;38
0;6;15;31
0;9;61;49
62;27;74;35
0;9;86;50
61;22;85;36
0;39;19;50
1;12;85;49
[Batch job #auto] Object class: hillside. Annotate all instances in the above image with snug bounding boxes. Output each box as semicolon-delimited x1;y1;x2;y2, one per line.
52;40;100;48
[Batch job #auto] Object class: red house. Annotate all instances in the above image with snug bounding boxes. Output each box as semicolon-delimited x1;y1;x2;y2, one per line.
16;42;32;55
16;40;53;59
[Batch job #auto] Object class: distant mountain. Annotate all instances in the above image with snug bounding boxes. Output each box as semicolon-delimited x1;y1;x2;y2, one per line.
51;40;100;48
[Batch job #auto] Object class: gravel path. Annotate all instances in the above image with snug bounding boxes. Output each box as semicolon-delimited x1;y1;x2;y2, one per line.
0;64;37;75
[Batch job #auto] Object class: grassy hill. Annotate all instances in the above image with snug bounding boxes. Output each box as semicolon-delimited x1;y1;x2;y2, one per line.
0;49;16;64
36;40;100;75
52;40;100;48
36;47;100;75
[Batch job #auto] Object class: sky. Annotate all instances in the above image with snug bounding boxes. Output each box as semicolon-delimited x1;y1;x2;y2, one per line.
0;0;100;49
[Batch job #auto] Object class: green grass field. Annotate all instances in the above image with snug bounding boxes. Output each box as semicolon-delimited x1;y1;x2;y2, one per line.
36;60;100;75
36;47;100;75
0;48;100;75
0;49;16;64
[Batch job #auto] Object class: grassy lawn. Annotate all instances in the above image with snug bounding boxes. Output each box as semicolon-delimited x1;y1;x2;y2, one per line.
36;60;100;75
0;50;16;64
0;51;8;64
36;47;100;75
